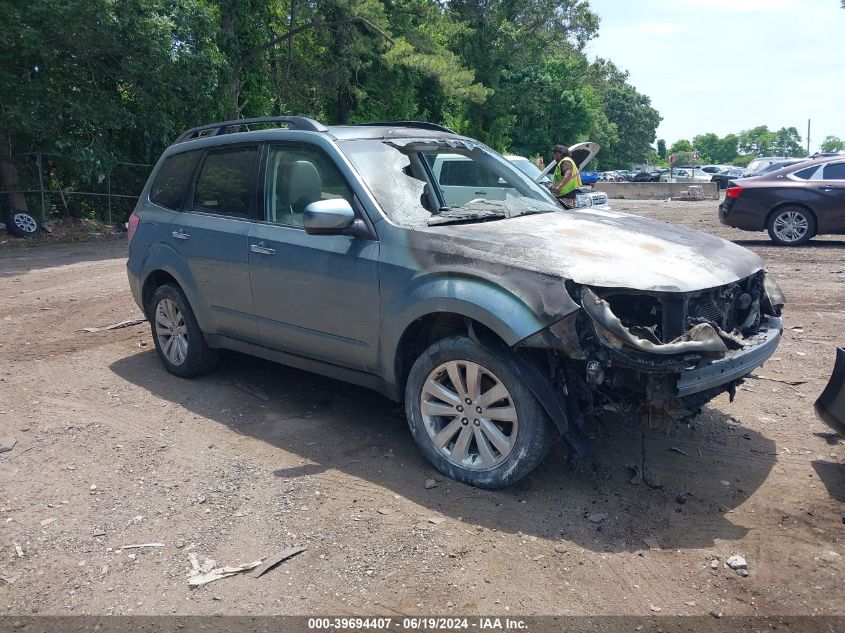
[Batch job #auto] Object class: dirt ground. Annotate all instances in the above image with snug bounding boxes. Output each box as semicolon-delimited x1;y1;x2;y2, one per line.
0;198;843;618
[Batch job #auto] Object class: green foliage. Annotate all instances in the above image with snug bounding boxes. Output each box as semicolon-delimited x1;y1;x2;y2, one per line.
656;139;666;160
0;0;665;199
820;135;844;152
669;139;693;153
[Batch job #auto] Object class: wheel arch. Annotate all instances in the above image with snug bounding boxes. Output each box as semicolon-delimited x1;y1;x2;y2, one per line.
383;275;560;392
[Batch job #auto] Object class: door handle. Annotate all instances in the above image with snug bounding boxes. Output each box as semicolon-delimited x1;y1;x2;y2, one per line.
171;230;190;240
821;185;839;191
474;191;488;195
250;243;276;255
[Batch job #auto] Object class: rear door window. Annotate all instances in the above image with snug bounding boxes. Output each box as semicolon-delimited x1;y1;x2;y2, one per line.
193;146;260;217
149;150;201;210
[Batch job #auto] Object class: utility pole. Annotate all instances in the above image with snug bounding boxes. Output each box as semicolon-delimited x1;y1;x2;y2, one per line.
807;118;811;155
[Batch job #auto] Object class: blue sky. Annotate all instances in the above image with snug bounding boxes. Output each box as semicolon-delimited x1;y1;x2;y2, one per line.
584;0;845;151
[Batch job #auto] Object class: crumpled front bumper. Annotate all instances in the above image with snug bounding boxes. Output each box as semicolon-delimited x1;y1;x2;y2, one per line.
675;317;782;397
815;347;845;436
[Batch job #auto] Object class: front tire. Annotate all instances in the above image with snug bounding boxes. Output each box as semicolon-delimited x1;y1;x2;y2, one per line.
404;335;554;489
149;284;219;378
767;206;815;246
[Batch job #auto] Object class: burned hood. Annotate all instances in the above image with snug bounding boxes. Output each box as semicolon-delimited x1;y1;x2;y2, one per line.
411;207;764;293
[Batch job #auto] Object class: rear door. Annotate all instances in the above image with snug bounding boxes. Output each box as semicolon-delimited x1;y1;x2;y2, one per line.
810;160;845;232
248;143;381;370
170;144;260;341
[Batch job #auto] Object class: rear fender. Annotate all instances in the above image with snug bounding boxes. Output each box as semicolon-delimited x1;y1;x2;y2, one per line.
139;243;212;331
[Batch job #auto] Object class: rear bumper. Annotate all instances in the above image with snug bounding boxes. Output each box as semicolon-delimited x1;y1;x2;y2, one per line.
815;347;845;436
675;318;782;397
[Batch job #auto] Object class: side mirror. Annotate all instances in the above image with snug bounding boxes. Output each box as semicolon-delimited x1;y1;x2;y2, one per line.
303;199;355;235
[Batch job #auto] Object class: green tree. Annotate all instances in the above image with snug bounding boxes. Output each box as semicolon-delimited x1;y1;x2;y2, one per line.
738;125;775;156
772;126;803;157
587;59;660;168
718;134;739;163
669;139;693;153
656;139;666;159
820;135;844;152
692;133;721;163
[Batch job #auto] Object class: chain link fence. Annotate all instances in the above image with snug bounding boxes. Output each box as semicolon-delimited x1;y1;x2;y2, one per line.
0;152;153;227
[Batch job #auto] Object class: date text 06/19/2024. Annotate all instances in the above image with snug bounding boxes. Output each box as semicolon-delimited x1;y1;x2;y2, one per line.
307;617;528;631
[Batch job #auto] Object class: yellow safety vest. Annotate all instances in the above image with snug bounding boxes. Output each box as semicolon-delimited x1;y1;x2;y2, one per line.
553;156;582;197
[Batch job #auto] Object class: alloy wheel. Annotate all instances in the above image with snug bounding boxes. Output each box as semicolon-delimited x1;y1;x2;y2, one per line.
155;298;188;366
772;210;809;243
420;360;519;470
12;212;37;235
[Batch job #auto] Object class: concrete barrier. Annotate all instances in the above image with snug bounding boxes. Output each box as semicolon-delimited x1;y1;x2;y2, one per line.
593;182;719;200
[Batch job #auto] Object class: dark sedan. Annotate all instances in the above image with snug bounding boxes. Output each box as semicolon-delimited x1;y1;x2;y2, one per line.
711;167;747;190
719;156;845;245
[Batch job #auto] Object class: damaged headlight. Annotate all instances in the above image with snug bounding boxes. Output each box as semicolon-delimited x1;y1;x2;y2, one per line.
762;272;785;317
581;288;730;356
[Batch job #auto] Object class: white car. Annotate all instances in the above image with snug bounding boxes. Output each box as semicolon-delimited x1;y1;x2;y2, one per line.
507;143;609;208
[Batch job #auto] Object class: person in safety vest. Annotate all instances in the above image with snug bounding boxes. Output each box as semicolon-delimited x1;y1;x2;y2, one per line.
549;144;581;207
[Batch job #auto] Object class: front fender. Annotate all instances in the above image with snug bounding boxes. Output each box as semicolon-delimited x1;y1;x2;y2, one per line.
381;272;576;385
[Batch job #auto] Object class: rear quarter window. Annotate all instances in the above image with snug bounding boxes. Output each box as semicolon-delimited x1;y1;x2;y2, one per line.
149;151;201;210
821;162;845;180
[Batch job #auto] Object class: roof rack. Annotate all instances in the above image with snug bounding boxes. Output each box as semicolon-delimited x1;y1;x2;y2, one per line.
175;116;328;143
350;121;456;134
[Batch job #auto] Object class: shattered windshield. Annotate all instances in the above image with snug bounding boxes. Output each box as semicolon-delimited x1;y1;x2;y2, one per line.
339;139;560;227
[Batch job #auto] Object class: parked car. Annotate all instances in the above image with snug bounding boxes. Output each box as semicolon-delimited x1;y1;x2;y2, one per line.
745;158;806;178
745;156;787;174
719;155;845;245
580;170;600;186
700;164;730;174
633;169;663;182
505;151;608;208
658;168;712;183
711;167;748;190
128;116;785;489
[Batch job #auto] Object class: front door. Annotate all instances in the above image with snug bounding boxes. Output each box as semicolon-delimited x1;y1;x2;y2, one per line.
248;143;381;371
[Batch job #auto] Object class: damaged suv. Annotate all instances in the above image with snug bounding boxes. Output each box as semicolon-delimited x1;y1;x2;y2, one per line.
127;117;785;489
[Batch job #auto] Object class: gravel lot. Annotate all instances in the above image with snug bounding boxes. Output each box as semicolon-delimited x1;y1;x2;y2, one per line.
0;199;842;617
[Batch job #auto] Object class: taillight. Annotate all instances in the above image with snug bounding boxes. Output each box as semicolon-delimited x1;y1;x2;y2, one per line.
127;213;140;244
726;186;743;199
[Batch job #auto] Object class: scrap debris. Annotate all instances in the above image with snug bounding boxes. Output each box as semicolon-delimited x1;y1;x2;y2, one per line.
251;547;307;578
0;438;17;454
189;558;263;588
119;543;164;550
751;374;807;386
78;316;146;333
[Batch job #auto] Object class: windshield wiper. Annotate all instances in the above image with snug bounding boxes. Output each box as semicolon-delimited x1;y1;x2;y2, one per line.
427;209;506;226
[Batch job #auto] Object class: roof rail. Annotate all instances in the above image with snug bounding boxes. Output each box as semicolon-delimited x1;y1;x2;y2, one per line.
175;116;328;143
350;121;456;134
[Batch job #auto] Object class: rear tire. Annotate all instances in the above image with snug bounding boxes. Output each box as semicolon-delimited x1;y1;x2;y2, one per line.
149;284;219;377
767;206;815;246
404;335;554;489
